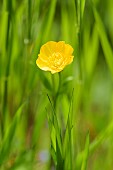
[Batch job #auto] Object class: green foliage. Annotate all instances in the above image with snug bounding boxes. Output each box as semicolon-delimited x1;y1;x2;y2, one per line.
0;103;25;166
81;132;89;170
47;89;74;170
92;2;113;79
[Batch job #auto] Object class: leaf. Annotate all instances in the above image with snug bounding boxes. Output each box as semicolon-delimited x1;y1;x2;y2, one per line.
47;94;62;156
63;89;74;170
92;2;113;79
51;144;57;166
32;96;48;148
62;76;74;86
81;0;86;19
38;70;52;91
47;94;63;168
0;103;25;165
56;139;64;170
42;0;57;42
81;132;90;170
61;1;70;42
75;120;113;169
84;24;99;79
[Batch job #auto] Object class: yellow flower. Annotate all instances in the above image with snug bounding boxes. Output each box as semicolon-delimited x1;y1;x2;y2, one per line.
36;41;74;74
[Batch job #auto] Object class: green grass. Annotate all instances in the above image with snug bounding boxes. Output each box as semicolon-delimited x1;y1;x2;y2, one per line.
0;0;113;169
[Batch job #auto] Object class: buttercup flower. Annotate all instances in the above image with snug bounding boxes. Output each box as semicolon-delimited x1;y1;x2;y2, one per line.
36;41;74;74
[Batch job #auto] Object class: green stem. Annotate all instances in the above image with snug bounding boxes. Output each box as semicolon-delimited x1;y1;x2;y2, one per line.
57;72;61;95
50;72;62;169
77;0;82;81
51;72;61;109
2;0;12;138
27;0;31;40
51;73;55;105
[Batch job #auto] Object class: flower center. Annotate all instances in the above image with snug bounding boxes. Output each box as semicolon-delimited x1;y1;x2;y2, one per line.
51;52;63;68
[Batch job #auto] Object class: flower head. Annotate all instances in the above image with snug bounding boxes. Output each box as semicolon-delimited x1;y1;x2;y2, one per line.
36;41;74;74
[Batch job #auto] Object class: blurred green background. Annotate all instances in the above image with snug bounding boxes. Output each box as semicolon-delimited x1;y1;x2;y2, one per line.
0;0;113;169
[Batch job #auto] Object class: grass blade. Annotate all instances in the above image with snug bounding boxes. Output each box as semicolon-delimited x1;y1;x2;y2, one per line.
81;132;90;170
76;120;113;169
92;2;113;78
0;103;25;165
81;0;86;19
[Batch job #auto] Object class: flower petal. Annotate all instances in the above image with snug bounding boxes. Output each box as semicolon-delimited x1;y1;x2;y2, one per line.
56;41;65;53
36;58;49;71
46;41;56;53
36;41;74;74
66;56;74;64
64;44;74;56
40;41;56;57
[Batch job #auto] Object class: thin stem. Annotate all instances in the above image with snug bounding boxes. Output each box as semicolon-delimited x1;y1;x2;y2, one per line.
51;72;61;109
77;0;82;81
27;0;31;40
57;72;61;95
2;0;12;138
49;72;62;170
